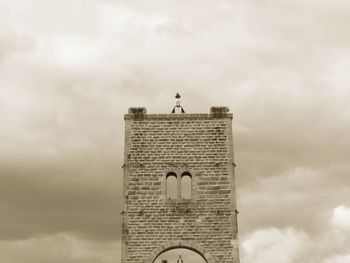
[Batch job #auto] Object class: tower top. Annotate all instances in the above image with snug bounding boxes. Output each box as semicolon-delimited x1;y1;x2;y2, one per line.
126;106;231;120
122;102;239;263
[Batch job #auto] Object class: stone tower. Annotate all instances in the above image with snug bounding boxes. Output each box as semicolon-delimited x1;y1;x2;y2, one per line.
121;106;239;263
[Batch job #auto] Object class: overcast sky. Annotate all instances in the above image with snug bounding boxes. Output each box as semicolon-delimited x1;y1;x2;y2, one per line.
0;0;350;262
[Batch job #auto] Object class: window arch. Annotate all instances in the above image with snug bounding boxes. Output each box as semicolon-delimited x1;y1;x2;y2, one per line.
166;172;177;200
181;172;192;199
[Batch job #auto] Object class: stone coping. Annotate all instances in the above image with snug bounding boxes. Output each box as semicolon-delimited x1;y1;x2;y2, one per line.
124;113;233;120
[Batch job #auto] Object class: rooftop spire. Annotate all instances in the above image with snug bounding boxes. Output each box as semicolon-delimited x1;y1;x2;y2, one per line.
171;93;185;114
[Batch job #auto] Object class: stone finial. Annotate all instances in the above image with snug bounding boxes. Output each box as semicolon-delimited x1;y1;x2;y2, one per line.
210;106;230;113
128;107;147;114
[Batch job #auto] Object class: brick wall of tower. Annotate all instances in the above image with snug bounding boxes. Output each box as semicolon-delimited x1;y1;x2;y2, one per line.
122;109;239;263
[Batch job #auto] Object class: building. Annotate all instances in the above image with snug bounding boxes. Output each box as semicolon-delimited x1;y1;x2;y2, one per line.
121;104;239;263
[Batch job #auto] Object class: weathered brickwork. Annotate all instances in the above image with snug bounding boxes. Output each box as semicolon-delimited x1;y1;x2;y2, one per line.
121;107;239;263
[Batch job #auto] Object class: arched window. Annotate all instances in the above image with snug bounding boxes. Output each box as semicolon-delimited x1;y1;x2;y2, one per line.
181;172;192;199
166;172;177;200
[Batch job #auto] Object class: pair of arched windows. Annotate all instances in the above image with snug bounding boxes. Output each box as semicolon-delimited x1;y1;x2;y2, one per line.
166;172;192;200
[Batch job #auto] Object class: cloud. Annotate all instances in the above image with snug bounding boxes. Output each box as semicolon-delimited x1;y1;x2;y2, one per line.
0;0;349;262
238;167;350;235
242;227;310;263
331;205;350;231
0;233;120;263
241;204;350;263
324;255;350;263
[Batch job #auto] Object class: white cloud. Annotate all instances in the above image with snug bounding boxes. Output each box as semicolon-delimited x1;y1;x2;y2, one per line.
242;205;350;263
324;255;350;263
242;227;310;263
331;205;350;231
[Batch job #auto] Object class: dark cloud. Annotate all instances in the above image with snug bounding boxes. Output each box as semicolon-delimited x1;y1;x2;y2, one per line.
0;157;122;241
0;0;349;262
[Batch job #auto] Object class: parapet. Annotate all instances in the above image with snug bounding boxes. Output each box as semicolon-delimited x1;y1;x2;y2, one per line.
125;106;232;120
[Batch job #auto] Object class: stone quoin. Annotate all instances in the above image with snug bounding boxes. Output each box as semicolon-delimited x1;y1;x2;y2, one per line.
121;106;240;263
